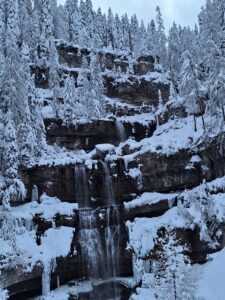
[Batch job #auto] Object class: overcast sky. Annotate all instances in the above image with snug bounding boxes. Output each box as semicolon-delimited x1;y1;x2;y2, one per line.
58;0;206;31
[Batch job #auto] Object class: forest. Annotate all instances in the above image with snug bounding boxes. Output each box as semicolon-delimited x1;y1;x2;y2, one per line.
1;0;225;299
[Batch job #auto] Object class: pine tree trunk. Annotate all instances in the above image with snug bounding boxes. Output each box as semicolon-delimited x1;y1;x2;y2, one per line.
201;114;206;130
173;273;177;300
221;100;225;121
194;115;197;132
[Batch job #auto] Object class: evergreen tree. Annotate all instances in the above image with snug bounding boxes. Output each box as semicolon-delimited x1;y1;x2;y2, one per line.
0;288;8;300
146;20;157;54
167;23;183;83
179;50;205;131
90;54;105;117
79;0;90;47
27;74;46;155
65;0;80;44
107;8;115;49
155;232;199;300
120;14;130;52
2;111;26;208
40;0;55;41
48;39;60;118
130;15;139;55
54;5;68;40
139;20;147;56
0;0;6;54
63;75;76;124
95;8;106;48
18;0;33;48
155;6;167;66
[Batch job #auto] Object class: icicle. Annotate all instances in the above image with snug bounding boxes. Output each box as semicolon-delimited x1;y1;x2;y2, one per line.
42;260;51;297
115;120;126;143
132;255;144;285
31;185;39;202
101;161;115;205
75;164;89;207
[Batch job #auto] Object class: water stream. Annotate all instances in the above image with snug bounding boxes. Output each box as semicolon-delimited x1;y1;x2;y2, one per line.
76;162;121;299
115;120;126;143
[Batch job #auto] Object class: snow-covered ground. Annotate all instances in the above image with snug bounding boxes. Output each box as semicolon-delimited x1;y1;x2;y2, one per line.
0;195;77;272
3;194;78;221
118;116;204;158
0;225;74;271
130;247;225;300
124;192;178;210
126;176;225;258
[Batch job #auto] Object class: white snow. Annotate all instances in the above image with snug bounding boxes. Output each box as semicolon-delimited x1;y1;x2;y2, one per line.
0;226;74;271
130;248;225;300
6;194;77;221
37;145;88;167
95;143;115;153
119;116;204;158
117;113;155;126
197;248;225;300
125;192;178;210
127;207;187;258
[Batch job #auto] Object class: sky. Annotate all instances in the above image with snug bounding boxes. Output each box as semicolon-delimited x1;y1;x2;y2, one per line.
57;0;206;31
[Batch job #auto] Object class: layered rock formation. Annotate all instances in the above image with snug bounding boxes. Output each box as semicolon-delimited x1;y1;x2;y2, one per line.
2;43;225;300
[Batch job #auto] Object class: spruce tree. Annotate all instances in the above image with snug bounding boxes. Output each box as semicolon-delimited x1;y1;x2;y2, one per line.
65;0;80;44
155;6;167;66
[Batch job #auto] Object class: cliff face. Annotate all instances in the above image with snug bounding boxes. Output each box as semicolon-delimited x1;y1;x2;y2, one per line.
2;43;225;300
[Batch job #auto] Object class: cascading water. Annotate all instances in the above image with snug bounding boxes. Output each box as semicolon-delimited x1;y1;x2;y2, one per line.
79;210;106;279
115;120;126;143
75;162;121;299
102;161;121;300
75;164;89;207
102;162;120;278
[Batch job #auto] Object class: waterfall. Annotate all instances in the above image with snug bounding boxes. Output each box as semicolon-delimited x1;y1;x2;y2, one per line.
102;161;115;205
76;164;105;278
102;162;120;279
76;162;121;299
115;120;126;143
79;210;106;279
75;164;89;207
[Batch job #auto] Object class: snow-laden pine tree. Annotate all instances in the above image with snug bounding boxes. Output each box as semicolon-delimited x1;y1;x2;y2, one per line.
0;288;8;300
139;21;148;56
114;13;122;50
90;53;105;118
167;23;183;83
48;39;60;119
0;1;6;55
155;6;167;67
85;0;95;47
179;50;205;131
120;14;130;52
65;0;80;44
5;0;20;48
63;75;76;124
107;8;115;49
95;8;106;48
79;0;90;47
130;15;139;56
27;73;46;156
155;232;199;300
0;212;26;269
146;20;157;54
1;111;26;208
40;0;55;41
54;4;68;40
18;0;33;48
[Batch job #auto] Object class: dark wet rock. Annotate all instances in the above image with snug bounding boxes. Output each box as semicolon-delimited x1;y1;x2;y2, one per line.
105;76;169;106
44;118;156;151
